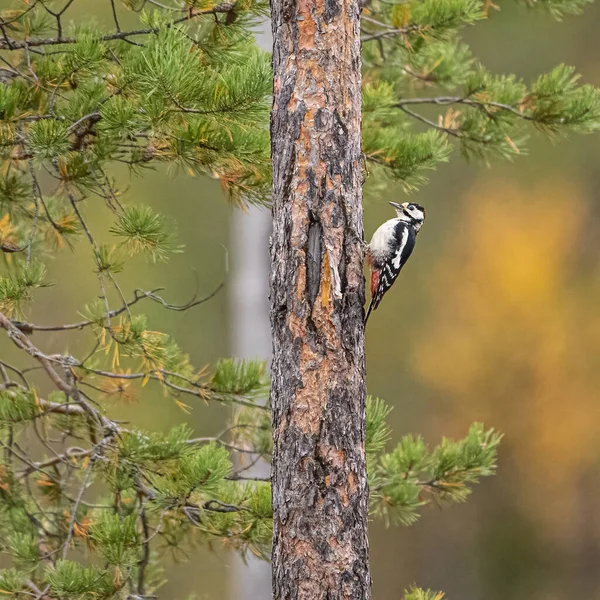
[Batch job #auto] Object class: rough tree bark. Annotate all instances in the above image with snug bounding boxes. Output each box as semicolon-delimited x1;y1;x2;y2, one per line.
269;0;370;594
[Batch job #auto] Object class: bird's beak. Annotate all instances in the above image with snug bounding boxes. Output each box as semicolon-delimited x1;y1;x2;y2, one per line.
389;202;403;209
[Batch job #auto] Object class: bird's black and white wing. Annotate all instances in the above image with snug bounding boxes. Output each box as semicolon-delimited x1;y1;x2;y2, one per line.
365;221;416;322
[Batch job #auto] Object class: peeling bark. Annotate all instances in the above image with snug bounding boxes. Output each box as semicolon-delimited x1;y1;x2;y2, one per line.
269;0;370;593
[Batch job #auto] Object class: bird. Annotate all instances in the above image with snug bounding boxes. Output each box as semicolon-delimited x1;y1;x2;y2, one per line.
364;201;426;324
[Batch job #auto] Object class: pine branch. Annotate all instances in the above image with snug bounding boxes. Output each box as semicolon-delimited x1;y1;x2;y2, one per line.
361;24;426;42
0;4;238;51
0;311;113;430
394;95;535;120
10;283;223;333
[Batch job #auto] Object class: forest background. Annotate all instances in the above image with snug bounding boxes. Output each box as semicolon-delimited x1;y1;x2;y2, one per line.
0;1;598;599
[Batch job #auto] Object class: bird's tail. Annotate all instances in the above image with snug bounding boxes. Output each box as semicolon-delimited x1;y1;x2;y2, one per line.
364;298;375;326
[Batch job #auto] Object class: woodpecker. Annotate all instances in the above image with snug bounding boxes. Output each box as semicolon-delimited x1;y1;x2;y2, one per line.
364;201;426;324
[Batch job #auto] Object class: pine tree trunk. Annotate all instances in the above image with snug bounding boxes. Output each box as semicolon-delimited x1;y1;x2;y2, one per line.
269;0;370;594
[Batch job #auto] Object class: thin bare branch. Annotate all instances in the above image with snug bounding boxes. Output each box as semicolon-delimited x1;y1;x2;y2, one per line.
62;458;94;558
11;283;223;332
0;4;236;51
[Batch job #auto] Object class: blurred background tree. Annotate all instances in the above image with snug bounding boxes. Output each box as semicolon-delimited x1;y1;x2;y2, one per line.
0;0;597;599
411;179;600;600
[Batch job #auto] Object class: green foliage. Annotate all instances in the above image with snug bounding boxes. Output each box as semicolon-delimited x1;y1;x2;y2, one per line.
402;38;475;88
0;262;48;317
529;64;600;133
110;205;179;262
363;125;452;191
365;396;393;456
29;120;71;160
62;31;108;77
0;568;28;597
95;244;125;274
371;423;501;525
45;561;116;600
431;422;500;485
0;0;273;334
148;442;232;505
210;358;269;400
361;0;600;193
0;389;37;425
0;82;29;122
408;0;484;32
0;175;30;217
89;514;139;567
0;394;490;597
6;533;39;569
519;0;594;19
193;481;273;559
118;424;193;463
231;403;273;458
404;585;445;600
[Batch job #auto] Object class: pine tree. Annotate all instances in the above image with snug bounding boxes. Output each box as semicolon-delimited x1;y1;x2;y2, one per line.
0;1;596;599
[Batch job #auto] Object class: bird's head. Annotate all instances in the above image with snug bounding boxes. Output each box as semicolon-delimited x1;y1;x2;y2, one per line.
390;201;426;229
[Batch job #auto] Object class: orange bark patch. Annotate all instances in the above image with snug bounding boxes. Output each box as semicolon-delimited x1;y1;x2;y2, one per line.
347;472;357;495
289;310;306;339
291;344;327;434
297;15;317;51
319;444;346;468
296;261;307;302
297;0;320;51
321;249;331;307
339;488;349;507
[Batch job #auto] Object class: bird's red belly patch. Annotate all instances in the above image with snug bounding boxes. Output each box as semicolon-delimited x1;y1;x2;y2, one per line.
371;270;379;297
